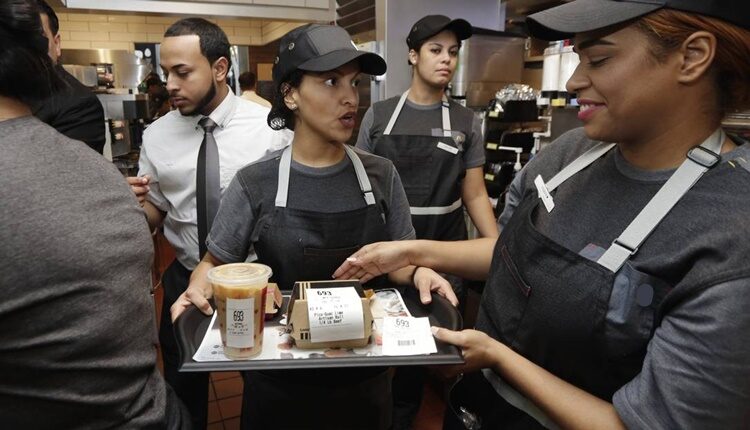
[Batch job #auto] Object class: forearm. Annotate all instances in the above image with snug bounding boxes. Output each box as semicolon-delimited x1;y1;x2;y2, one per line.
462;167;499;238
388;265;418;285
142;201;165;232
491;343;626;430
408;238;495;280
464;193;499;238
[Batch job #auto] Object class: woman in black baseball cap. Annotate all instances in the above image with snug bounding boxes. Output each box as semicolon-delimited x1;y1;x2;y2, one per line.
337;2;750;429
355;15;498;428
177;23;457;430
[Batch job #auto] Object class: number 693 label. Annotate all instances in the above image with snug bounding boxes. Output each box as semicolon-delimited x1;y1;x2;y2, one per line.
381;316;437;356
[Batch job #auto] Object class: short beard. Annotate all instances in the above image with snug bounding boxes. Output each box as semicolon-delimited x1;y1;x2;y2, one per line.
184;81;217;116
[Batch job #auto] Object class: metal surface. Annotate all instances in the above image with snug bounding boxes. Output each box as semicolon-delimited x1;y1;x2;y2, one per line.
61;64;98;87
97;93;150;157
60;49;152;89
452;33;526;108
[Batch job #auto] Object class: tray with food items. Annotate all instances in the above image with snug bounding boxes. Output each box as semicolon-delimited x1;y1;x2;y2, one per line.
175;277;463;372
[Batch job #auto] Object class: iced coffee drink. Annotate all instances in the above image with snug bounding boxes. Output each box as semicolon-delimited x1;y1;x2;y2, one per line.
208;263;272;359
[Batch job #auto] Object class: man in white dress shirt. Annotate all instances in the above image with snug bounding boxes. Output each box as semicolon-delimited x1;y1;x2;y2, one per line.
127;18;291;429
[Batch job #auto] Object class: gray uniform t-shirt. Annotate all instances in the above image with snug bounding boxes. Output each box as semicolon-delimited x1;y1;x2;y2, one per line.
498;128;750;428
356;98;485;169
0;117;165;429
208;148;415;263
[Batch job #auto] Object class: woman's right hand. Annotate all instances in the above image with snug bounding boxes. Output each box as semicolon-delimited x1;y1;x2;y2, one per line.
170;272;214;322
333;241;414;283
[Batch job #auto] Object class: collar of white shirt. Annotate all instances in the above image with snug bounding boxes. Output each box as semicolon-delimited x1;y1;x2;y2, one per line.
182;85;238;132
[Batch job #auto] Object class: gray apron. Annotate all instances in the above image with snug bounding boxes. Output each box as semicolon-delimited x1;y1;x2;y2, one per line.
242;144;392;430
373;90;468;241
448;129;726;429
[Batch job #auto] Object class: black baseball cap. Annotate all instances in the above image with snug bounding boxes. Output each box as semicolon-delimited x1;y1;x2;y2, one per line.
527;0;750;41
406;15;473;49
272;24;386;84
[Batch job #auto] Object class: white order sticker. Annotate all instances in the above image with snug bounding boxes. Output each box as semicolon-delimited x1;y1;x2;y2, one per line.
381;316;437;356
437;141;459;154
306;287;365;343
226;298;254;348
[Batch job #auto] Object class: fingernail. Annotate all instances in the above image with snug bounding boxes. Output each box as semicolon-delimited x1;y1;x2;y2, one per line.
430;326;439;336
346;257;357;262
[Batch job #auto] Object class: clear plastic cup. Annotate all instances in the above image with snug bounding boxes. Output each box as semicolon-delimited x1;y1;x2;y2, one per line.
207;263;273;359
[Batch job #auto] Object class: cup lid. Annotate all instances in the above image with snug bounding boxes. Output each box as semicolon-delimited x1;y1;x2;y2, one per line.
207;263;273;286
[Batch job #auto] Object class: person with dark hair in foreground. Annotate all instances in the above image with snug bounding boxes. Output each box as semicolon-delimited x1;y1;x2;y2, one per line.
31;0;106;154
338;1;750;429
128;17;291;429
0;0;190;428
239;71;271;108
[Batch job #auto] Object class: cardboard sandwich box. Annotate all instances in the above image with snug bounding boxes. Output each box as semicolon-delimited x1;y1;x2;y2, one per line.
265;282;283;320
286;279;373;349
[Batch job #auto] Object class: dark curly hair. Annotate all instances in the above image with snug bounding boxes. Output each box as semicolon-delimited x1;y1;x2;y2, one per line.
0;0;64;104
267;69;305;131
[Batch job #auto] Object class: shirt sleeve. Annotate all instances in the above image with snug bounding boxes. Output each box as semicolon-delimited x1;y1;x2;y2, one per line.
137;142;170;212
613;278;750;429
386;166;416;241
355;106;376;153
463;114;486;169
497;166;527;230
206;175;256;263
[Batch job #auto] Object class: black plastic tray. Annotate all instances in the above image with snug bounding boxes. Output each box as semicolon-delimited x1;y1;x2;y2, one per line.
175;288;464;372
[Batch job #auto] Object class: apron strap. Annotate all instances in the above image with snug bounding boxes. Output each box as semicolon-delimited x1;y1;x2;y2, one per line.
275;145;293;208
275;145;376;208
597;128;725;272
546;142;616;192
441;95;452;138
383;90;453;137
383;91;409;136
343;145;376;206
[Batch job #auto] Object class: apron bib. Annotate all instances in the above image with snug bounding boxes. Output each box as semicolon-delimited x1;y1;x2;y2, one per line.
252;145;390;292
242;144;393;430
468;129;726;429
373;90;467;241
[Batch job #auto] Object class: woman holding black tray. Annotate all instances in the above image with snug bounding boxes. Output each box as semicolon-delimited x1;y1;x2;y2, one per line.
171;23;457;430
337;1;750;428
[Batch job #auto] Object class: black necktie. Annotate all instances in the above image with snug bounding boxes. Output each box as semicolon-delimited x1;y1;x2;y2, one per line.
197;117;220;259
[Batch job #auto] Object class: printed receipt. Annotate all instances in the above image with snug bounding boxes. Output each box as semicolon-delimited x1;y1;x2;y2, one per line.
306;287;364;343
381;316;437;356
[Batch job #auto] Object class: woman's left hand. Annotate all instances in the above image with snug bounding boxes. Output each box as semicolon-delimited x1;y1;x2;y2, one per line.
413;266;459;307
431;327;502;377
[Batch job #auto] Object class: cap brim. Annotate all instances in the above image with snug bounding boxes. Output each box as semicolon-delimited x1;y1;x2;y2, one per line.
527;0;663;40
298;49;387;76
444;18;473;41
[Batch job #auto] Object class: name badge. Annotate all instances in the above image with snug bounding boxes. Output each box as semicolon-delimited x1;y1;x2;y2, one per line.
534;175;555;213
437;142;459;155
